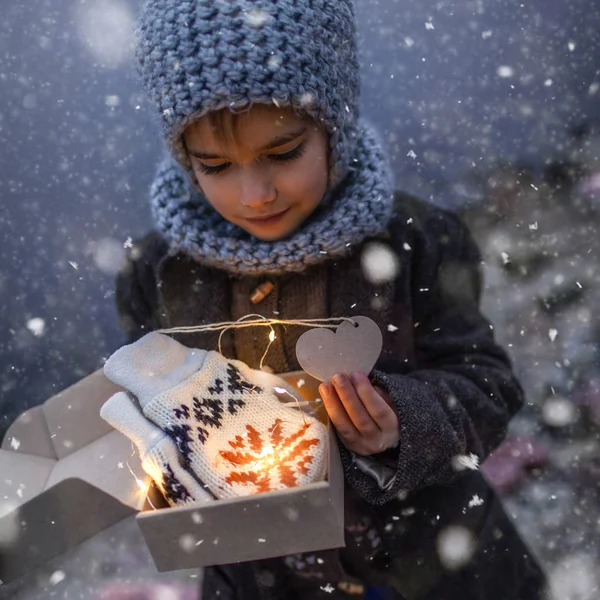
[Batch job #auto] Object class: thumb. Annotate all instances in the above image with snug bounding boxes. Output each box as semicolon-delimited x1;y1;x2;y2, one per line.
100;391;164;453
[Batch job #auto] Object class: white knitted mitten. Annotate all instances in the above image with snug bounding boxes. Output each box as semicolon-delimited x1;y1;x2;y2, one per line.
100;391;214;506
103;332;328;500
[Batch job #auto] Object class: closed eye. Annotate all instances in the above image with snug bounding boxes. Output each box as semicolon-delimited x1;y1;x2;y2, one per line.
197;162;230;176
195;142;306;176
268;142;305;162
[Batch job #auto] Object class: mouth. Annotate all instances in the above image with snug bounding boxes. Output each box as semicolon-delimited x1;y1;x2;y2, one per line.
245;208;290;225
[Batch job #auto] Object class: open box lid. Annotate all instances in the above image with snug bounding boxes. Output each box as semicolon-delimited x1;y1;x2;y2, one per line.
0;369;141;584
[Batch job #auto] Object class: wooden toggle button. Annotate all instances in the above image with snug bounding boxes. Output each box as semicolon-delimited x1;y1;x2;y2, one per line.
250;280;274;304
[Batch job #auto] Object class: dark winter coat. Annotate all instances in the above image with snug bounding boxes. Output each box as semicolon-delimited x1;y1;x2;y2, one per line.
115;192;546;600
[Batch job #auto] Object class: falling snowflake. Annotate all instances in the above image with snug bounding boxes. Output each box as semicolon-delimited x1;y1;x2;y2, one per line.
542;396;578;427
361;242;400;284
267;54;282;70
74;0;133;68
91;238;125;275
387;324;398;332
283;506;299;521
452;453;480;471
10;437;21;450
437;526;476;570
497;65;514;78
245;7;270;27
179;533;196;553
298;92;315;107
49;570;66;585
320;583;335;593
104;94;119;107
219;419;320;493
468;494;484;508
26;317;45;337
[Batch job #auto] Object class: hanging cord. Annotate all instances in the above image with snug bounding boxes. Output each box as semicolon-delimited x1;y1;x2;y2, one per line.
157;316;356;336
158;315;356;367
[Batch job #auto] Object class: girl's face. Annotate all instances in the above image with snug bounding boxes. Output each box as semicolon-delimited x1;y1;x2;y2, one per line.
183;104;329;241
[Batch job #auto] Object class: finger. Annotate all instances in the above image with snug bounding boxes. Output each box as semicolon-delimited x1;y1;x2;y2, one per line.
352;372;399;431
373;385;395;409
332;374;379;436
319;382;361;443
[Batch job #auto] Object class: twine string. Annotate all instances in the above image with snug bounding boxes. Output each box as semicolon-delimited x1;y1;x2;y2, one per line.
157;316;356;336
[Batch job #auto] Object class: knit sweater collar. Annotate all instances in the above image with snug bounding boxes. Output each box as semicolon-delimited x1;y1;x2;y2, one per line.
150;120;394;276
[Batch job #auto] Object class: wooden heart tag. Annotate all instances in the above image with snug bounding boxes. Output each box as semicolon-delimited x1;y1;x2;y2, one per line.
295;316;383;383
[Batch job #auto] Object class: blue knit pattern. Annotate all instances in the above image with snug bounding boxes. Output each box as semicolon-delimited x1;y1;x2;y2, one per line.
135;0;359;188
150;120;395;275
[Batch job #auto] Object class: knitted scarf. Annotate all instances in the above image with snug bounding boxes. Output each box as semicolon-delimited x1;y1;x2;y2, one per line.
150;120;394;276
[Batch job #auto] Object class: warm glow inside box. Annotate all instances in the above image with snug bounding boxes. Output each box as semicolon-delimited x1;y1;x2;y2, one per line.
0;369;344;584
137;370;345;571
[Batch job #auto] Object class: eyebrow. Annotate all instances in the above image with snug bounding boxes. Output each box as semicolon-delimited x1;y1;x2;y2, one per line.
188;127;308;160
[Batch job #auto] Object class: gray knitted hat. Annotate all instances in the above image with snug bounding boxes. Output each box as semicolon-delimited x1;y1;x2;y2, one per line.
135;0;359;189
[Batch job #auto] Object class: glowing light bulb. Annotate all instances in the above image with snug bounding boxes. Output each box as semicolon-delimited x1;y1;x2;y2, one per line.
253;444;279;470
258;444;275;459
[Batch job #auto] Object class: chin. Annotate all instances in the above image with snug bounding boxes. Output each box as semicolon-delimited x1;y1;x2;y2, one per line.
243;218;303;242
250;227;295;242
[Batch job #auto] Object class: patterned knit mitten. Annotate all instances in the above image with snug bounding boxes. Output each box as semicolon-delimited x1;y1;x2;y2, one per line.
100;390;214;506
103;332;328;500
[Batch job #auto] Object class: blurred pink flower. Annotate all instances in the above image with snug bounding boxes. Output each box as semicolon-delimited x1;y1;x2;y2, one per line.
94;582;198;600
482;436;550;495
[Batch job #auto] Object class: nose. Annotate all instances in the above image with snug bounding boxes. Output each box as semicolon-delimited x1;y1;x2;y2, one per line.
238;164;276;210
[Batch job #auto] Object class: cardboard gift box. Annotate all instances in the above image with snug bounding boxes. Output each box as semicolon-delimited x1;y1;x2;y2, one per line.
0;368;344;584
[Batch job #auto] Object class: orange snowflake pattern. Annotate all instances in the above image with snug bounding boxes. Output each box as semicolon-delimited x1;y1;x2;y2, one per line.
219;418;321;493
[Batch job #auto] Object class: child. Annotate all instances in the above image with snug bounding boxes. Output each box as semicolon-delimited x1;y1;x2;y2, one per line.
115;0;547;598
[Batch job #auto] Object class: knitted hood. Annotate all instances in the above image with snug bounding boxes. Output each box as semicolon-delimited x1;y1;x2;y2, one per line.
135;0;359;189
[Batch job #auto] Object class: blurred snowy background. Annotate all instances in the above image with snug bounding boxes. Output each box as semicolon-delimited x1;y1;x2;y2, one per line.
1;0;599;598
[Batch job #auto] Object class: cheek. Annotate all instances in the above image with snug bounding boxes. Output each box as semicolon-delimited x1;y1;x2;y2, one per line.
279;152;328;202
195;172;235;210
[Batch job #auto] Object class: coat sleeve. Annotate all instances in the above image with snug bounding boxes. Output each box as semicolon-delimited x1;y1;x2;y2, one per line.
338;207;524;505
114;231;168;343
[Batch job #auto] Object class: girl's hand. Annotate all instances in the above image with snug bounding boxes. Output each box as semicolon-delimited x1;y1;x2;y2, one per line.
319;371;400;456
